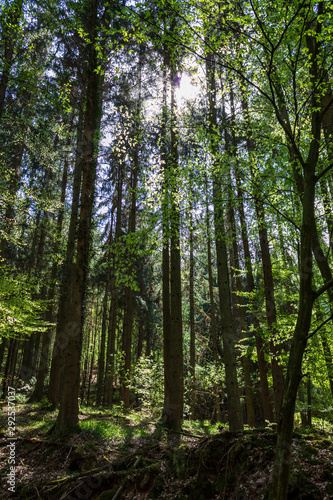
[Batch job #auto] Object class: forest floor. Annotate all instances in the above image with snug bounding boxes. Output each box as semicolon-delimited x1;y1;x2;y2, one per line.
1;402;333;500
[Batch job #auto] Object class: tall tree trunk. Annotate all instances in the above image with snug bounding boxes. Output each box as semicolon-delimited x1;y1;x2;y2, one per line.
227;191;256;427
48;105;83;405
0;0;23;121
205;175;222;423
269;164;316;499
206;52;243;432
122;139;139;408
80;307;93;404
320;330;333;398
31;137;70;401
55;3;103;431
269;13;322;496
96;224;113;406
189;207;196;419
103;166;123;406
227;88;256;426
240;96;278;422
161;52;183;431
87;308;98;405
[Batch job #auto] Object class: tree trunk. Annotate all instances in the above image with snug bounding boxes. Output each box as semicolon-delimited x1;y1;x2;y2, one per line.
206;53;243;432
161;54;183;432
205;176;222;423
96;227;112;405
189;207;196;419
48;105;83;405
236;96;281;422
55;4;103;431
121;148;139;408
269;168;315;499
0;0;23;120
269;13;322;494
103;167;123;406
31;135;70;401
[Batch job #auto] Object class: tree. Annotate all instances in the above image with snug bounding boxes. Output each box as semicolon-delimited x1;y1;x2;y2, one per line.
206;49;243;432
55;0;109;432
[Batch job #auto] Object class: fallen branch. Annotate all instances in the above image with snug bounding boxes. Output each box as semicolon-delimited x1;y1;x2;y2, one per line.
112;455;142;500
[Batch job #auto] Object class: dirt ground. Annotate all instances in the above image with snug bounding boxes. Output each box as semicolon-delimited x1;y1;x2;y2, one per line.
1;404;333;499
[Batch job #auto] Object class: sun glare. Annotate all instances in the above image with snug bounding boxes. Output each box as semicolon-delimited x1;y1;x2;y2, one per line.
175;74;200;103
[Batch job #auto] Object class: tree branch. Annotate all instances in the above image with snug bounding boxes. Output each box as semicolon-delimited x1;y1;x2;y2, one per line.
315;162;333;183
307;313;333;341
313;278;333;300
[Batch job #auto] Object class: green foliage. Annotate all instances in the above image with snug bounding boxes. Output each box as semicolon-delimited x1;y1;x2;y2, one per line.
0;263;51;338
133;355;164;416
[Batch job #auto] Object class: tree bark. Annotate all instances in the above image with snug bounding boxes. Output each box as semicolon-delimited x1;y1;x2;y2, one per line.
96;228;112;406
55;2;103;431
206;52;243;432
205;175;222;423
269;10;322;495
103;167;123;406
31;133;70;401
0;0;23;121
161;56;184;431
48;105;84;405
189;205;196;419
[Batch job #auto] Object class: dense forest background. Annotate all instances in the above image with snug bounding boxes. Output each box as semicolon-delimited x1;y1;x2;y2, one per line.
1;0;333;498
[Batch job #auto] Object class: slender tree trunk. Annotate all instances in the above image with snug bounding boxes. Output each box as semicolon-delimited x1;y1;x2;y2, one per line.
96;224;113;405
80;308;92;404
1;338;16;397
31;136;70;401
320;331;333;397
226;89;256;426
104;167;123;406
161;53;183;432
307;377;312;427
269;13;322;495
205;176;222;423
189;208;196;419
227;195;256;427
137;321;143;359
87;311;98;405
206;53;243;432
0;0;23;121
122;155;138;408
269;166;316;499
121;57;141;409
236;153;273;423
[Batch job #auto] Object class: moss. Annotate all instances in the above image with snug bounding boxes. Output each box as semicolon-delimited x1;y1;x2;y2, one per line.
213;474;225;492
69;445;98;472
322;469;333;482
171;444;188;478
96;490;117;500
312;438;331;449
149;475;164;498
288;471;322;499
300;443;318;459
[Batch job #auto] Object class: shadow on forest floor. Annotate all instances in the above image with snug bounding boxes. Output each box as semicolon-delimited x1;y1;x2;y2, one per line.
1;402;333;499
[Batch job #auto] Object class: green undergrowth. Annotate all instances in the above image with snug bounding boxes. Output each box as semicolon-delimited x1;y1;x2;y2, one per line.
2;402;333;499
